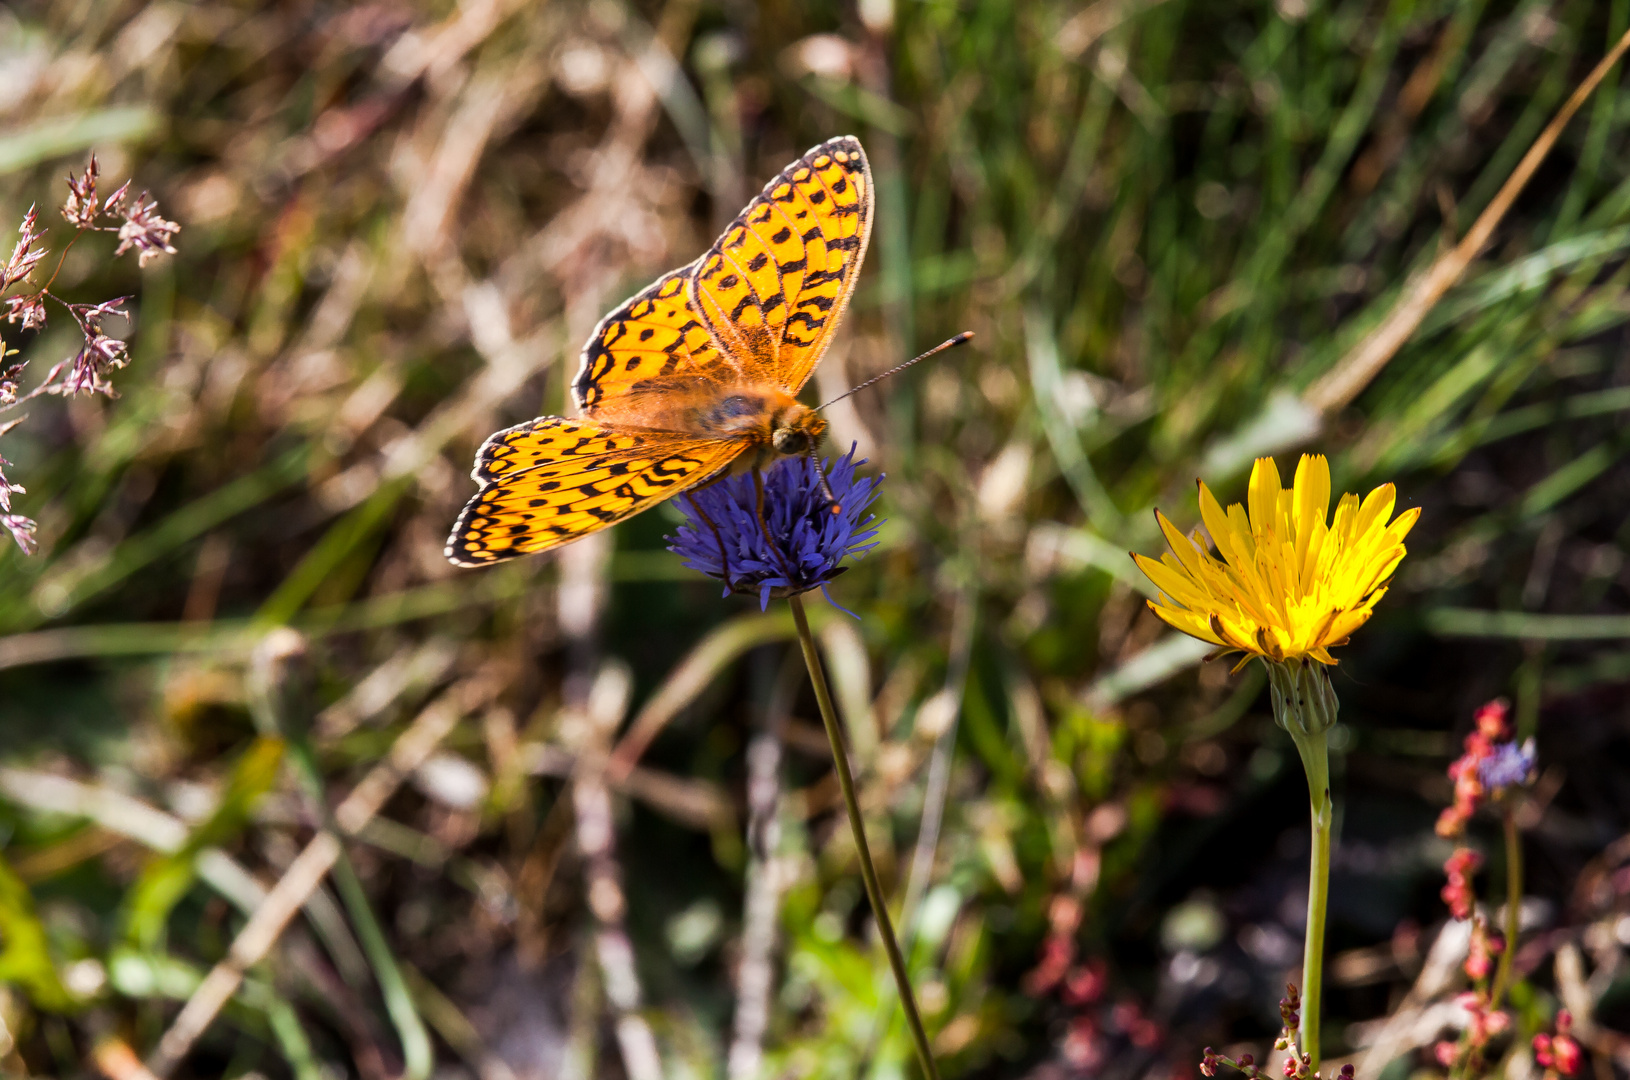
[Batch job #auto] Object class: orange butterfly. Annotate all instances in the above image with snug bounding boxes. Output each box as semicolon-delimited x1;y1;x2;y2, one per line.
446;136;874;568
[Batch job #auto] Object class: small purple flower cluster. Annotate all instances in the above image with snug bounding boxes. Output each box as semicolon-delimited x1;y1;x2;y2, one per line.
0;156;179;553
667;445;883;613
1478;738;1536;791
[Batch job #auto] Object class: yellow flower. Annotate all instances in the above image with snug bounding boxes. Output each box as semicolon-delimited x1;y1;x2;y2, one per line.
1132;454;1418;668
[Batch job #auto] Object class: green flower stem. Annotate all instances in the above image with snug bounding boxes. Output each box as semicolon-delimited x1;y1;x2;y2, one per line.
789;595;941;1080
1490;806;1522;1007
1292;727;1331;1074
1266;659;1340;1075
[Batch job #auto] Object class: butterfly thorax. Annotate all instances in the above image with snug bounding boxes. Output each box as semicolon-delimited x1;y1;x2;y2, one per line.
587;381;826;454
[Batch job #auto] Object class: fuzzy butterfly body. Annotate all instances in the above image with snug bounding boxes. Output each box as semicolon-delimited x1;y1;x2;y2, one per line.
447;136;873;568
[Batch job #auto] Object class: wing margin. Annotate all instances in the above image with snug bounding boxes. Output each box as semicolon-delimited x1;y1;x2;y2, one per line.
447;417;743;566
689;135;874;394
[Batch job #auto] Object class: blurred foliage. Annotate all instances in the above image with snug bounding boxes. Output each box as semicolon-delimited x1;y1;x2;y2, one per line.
0;0;1628;1077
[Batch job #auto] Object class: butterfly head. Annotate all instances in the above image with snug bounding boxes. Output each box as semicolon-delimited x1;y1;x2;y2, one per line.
769;404;842;513
769;403;827;456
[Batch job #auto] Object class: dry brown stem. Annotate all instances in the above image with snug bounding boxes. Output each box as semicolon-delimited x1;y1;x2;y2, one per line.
1304;26;1630;416
727;650;800;1080
146;675;499;1077
565;662;665;1080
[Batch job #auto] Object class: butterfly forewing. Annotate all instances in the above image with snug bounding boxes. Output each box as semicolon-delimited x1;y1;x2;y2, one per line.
691;137;872;394
572;266;742;414
446;418;743;566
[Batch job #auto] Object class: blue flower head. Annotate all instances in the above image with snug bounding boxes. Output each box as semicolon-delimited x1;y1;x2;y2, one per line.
667;445;884;614
1478;738;1536;791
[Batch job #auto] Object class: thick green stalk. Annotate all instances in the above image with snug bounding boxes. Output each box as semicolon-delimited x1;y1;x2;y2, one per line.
1294;729;1332;1073
789;595;941;1080
1267;659;1339;1074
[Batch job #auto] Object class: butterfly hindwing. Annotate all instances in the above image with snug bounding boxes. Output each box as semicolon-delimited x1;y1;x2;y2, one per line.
446;417;744;566
691;136;872;394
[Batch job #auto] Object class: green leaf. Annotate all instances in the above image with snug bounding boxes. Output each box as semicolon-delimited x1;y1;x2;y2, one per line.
0;107;160;175
0;848;72;1011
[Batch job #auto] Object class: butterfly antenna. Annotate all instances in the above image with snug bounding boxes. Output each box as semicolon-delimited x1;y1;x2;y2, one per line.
817;331;974;410
808;446;842;515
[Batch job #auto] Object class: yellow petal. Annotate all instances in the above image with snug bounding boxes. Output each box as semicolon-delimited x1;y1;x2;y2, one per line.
1137;555;1216;611
1380;506;1421;546
1156;510;1216;585
1226;503;1255;563
1293;454;1330;578
1327;606;1374;641
1329;491;1360;547
1199;482;1244;567
1351;482;1397;541
1248;457;1283;542
1147;602;1224;645
1210;614;1262;655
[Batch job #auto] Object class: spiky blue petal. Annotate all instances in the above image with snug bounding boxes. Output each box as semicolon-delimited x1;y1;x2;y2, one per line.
667;445;883;612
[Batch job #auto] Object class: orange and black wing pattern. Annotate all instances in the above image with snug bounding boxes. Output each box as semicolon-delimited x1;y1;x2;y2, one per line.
445;418;744;567
691;136;873;393
571;266;740;416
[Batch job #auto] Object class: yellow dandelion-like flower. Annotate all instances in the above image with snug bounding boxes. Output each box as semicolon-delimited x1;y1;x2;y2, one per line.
1132;454;1419;668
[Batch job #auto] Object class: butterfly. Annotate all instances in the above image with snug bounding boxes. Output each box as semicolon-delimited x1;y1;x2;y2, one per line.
445;136;874;568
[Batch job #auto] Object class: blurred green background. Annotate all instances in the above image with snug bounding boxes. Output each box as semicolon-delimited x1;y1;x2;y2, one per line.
1;0;1630;1077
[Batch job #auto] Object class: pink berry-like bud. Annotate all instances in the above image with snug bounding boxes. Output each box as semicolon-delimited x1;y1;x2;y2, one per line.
1554;1036;1582;1076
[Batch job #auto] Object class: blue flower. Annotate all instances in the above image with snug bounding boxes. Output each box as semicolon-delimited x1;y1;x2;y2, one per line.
1478;738;1536;791
667;445;884;614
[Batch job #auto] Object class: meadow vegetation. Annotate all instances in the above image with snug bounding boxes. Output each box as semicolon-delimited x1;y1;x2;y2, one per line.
1;1;1630;1078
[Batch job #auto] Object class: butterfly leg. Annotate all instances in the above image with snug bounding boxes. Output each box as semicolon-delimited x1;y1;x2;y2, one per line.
751;463;799;583
685;494;737;591
806;446;842;515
